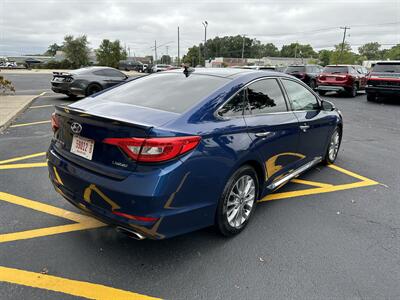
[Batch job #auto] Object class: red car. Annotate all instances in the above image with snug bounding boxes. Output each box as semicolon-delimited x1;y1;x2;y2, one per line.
316;65;368;97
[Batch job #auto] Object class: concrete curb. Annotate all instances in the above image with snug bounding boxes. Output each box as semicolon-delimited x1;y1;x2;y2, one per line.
0;93;44;133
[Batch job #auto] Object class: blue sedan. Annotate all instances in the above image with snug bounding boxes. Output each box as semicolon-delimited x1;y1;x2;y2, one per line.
47;68;342;240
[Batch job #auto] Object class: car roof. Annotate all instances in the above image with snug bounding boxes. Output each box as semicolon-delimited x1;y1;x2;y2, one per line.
166;67;287;79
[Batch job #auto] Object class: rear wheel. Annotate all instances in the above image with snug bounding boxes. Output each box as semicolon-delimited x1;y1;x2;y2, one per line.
309;79;316;90
86;84;102;96
318;90;326;96
349;83;358;97
216;165;258;237
323;127;341;165
367;93;376;102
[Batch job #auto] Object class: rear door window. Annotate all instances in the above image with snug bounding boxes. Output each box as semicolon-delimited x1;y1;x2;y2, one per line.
245;79;288;114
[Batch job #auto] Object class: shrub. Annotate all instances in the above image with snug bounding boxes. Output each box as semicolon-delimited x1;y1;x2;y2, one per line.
0;75;15;94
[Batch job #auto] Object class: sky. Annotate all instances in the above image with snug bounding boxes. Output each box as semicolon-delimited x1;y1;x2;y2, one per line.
0;0;399;58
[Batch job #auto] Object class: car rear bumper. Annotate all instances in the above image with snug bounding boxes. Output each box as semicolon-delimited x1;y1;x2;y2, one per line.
47;145;215;239
51;82;85;96
316;85;346;92
366;86;400;96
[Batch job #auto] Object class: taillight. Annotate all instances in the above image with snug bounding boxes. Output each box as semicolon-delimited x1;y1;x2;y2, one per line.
51;112;59;132
103;136;201;162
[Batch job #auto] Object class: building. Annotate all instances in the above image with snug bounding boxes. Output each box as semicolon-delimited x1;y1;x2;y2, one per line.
206;56;315;68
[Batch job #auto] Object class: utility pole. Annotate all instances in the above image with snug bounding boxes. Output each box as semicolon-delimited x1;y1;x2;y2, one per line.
154;40;157;64
241;34;246;60
202;21;208;66
177;26;180;66
339;26;350;63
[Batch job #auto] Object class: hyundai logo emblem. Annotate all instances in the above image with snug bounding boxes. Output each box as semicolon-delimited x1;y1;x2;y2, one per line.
71;122;82;134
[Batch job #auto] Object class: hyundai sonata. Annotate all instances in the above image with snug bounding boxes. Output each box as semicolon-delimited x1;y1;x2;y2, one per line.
48;68;342;239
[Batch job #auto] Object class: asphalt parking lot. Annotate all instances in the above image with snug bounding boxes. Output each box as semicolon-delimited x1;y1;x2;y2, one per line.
0;73;399;299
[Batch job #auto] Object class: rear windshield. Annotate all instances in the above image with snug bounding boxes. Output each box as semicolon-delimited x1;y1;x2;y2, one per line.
323;66;349;74
94;73;229;113
286;66;305;72
372;63;400;73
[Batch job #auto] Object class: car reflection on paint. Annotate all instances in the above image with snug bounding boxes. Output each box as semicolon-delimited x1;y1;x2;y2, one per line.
47;67;343;239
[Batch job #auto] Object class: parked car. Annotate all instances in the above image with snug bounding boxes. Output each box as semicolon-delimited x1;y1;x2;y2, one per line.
48;68;342;240
284;65;323;89
316;65;367;97
118;60;143;72
51;66;129;98
152;64;171;72
240;65;277;71
366;61;400;102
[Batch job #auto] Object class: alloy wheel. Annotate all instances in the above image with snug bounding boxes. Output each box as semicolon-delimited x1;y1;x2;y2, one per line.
328;130;340;161
226;175;256;228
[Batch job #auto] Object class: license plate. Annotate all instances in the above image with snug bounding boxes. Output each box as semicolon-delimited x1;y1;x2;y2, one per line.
70;135;94;160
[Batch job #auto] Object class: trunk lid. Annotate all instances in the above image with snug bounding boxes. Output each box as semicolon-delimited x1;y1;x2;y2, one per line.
53;101;179;178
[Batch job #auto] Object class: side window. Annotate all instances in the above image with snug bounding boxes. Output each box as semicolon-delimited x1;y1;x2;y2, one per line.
245;79;287;114
281;79;319;111
93;70;105;76
103;69;125;78
218;90;246;117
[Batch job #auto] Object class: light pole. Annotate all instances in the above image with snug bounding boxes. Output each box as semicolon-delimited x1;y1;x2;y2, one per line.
202;21;208;66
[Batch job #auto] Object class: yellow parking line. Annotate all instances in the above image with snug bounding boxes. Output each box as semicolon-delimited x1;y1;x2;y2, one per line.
0;221;104;244
0;152;46;165
291;178;333;188
327;164;374;182
0;162;48;170
0;266;160;300
29;104;54;109
10;120;51;128
0;191;93;223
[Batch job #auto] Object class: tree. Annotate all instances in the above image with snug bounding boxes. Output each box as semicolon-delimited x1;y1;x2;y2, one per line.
44;43;62;56
384;44;400;60
280;43;316;58
96;39;127;68
63;35;90;68
318;49;332;66
358;42;382;60
329;42;357;64
160;55;171;64
182;45;201;66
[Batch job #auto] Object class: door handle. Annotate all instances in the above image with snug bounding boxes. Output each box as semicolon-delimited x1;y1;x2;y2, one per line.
255;131;272;138
299;125;310;132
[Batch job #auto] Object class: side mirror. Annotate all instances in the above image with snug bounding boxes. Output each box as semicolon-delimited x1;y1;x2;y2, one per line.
321;100;335;111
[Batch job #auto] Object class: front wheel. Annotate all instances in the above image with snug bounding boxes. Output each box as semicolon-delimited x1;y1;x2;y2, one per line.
216;165;259;237
367;93;376;102
323;127;341;165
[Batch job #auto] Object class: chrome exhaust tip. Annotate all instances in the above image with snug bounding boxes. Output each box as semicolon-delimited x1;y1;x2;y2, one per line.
116;226;146;240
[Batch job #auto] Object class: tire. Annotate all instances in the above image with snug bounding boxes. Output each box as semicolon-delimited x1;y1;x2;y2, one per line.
349;83;357;97
86;84;102;96
323;127;341;165
216;165;259;237
67;94;78;100
367;93;376;102
309;79;316;90
318;90;326;96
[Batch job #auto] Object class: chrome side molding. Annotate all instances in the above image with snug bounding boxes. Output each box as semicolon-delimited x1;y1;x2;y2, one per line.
267;156;322;190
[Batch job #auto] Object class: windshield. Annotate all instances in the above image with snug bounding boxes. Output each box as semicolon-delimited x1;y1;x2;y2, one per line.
94;72;229;113
372;63;400;73
286;66;305;73
323;66;349;74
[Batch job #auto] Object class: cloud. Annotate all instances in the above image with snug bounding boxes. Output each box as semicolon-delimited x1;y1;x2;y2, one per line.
0;0;399;56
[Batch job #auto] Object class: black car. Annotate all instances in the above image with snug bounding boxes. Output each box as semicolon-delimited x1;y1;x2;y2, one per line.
118;60;144;72
51;67;129;98
285;65;323;89
366;61;400;102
